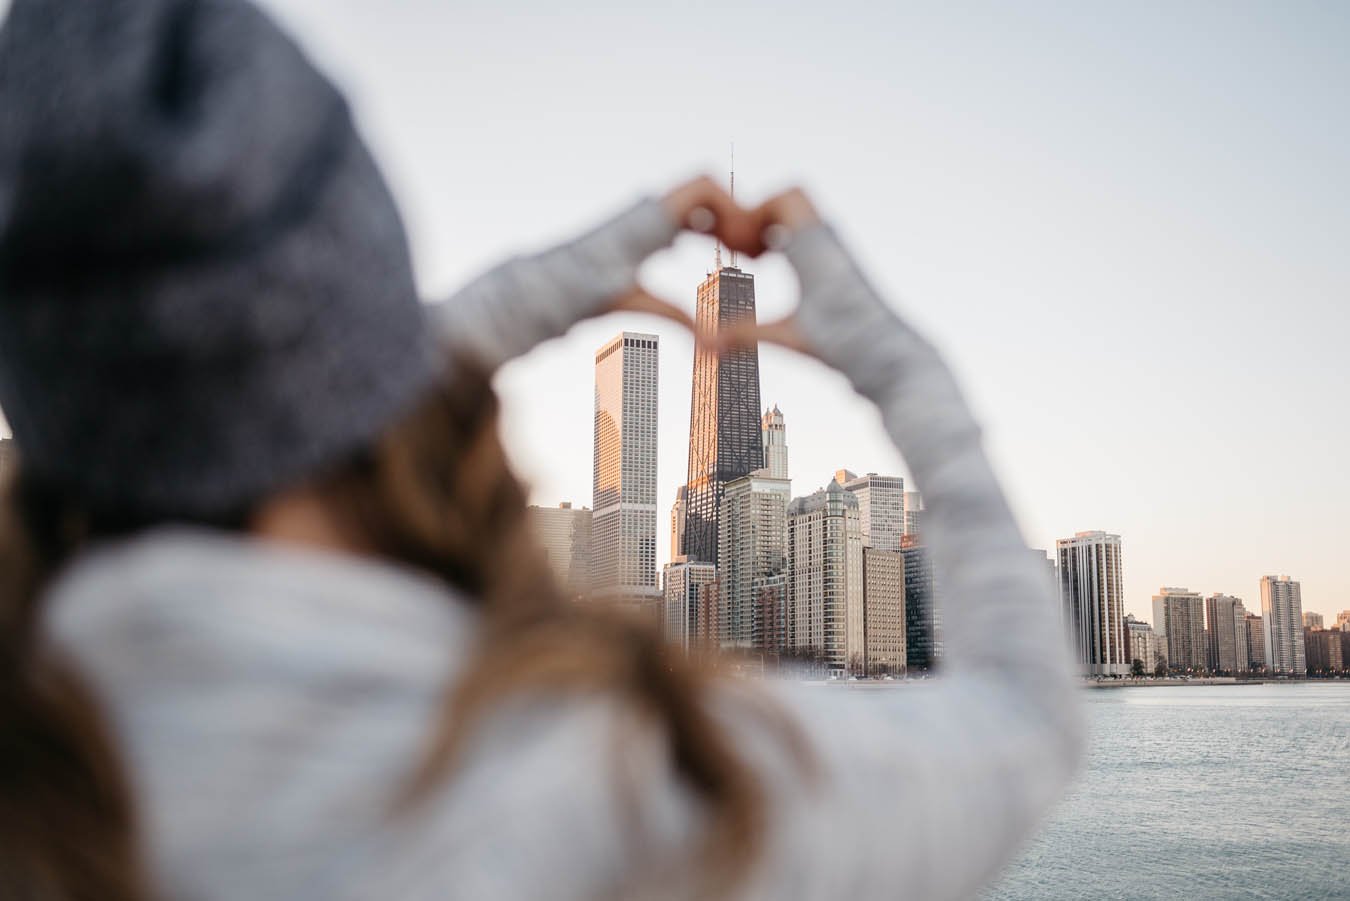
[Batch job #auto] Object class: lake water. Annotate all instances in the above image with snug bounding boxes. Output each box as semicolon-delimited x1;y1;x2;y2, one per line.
985;682;1350;900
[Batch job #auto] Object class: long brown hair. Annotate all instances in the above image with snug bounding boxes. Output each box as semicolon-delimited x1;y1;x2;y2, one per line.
0;361;786;899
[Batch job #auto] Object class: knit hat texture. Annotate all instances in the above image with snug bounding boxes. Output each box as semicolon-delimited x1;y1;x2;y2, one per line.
0;0;440;518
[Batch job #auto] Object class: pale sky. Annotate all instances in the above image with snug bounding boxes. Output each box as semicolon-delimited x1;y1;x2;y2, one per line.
3;1;1347;623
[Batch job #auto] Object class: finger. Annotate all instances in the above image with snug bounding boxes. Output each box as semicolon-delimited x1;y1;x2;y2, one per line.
608;287;696;333
664;176;770;258
749;187;822;236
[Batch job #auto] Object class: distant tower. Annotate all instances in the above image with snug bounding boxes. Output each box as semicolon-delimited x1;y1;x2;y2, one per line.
761;405;788;480
788;481;864;674
592;332;659;607
1206;594;1249;673
1057;531;1129;676
1152;587;1207;672
837;471;905;552
1261;575;1306;675
669;486;687;562
682;254;763;565
718;471;790;651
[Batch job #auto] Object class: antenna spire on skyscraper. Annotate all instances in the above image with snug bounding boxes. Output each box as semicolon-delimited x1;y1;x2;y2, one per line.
729;141;737;268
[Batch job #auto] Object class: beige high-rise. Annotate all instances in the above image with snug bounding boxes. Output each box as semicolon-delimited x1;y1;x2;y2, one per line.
1205;594;1249;673
592;332;659;608
863;548;906;675
718;471;791;651
1152;587;1207;672
788;480;864;673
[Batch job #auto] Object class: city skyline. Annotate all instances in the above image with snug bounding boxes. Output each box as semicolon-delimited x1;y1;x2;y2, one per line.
9;0;1342;623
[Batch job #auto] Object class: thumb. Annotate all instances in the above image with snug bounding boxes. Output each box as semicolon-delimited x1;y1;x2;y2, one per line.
608;287;696;334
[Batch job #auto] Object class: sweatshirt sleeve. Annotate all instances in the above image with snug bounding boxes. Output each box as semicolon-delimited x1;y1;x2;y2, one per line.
734;223;1086;900
431;197;680;371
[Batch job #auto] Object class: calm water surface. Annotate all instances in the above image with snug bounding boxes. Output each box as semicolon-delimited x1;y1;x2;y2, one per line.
985;682;1350;900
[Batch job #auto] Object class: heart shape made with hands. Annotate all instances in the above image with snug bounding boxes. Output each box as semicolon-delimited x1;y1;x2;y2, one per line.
607;176;818;355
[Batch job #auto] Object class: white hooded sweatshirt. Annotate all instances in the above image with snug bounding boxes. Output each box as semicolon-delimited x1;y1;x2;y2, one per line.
43;198;1084;900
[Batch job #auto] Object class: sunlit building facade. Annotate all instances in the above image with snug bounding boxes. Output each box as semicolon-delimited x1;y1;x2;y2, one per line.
592;332;659;608
682;266;763;565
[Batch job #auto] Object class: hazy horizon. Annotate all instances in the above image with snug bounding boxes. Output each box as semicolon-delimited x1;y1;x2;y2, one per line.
3;0;1346;623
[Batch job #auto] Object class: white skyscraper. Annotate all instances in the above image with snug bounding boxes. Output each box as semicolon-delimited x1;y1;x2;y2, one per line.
761;405;789;479
837;471;905;553
1261;575;1307;675
788;480;864;674
592;332;659;608
1057;531;1128;676
1152;587;1207;672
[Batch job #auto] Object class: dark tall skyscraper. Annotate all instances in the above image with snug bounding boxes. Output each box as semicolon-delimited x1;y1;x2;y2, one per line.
682;264;763;564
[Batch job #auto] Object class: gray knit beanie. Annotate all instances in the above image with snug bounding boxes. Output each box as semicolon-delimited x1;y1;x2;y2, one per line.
0;0;441;519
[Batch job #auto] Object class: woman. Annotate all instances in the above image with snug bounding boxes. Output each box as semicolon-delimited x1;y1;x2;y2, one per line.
0;0;1083;898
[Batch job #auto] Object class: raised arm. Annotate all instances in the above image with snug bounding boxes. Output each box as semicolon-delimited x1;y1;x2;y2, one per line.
728;195;1085;899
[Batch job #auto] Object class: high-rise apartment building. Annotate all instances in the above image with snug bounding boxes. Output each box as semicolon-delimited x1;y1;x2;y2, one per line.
901;545;942;671
1245;614;1266;670
761;405;788;480
718;471;791;650
592;332;659;608
682;265;763;565
1058;531;1129;676
669;486;686;562
1123;614;1164;673
1338;610;1350;632
1303;611;1324;630
903;491;924;539
662;556;718;654
863;548;906;675
1261;575;1306;675
1206;594;1249;673
837;471;906;553
787;481;864;673
1304;627;1346;673
1152;587;1207;672
527;502;592;602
